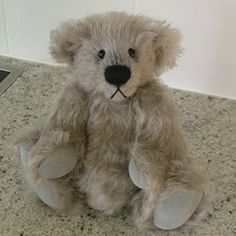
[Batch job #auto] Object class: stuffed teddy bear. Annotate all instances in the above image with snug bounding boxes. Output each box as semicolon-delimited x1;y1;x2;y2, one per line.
16;12;214;231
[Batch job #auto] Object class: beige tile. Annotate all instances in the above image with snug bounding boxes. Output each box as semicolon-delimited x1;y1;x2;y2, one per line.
0;56;235;236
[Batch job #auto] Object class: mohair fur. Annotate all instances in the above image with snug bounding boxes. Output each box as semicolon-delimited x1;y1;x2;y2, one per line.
16;12;214;230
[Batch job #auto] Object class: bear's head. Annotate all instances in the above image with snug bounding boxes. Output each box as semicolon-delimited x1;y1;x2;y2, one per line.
50;12;182;102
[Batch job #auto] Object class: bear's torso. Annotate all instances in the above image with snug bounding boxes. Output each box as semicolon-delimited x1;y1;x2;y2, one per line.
85;96;137;165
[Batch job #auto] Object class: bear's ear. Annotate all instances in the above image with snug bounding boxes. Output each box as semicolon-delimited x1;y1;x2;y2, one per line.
151;22;182;72
50;20;89;64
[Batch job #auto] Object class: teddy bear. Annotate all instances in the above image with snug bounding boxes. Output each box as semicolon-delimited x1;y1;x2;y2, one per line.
16;12;214;231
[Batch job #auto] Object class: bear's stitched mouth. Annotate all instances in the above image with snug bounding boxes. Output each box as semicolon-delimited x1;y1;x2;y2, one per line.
110;87;127;99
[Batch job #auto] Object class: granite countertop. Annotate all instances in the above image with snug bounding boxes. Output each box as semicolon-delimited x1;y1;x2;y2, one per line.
0;56;235;236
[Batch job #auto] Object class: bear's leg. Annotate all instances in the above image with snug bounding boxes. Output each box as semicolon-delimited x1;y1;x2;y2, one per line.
79;160;137;215
16;127;79;209
130;159;214;230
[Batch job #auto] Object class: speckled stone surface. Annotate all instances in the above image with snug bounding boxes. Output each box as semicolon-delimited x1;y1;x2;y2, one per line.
0;56;235;236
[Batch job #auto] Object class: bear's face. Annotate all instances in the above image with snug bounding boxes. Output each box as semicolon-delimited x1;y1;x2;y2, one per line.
69;30;156;102
50;12;182;102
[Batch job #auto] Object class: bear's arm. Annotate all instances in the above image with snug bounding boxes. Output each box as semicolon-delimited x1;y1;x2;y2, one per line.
29;82;89;161
45;81;89;133
134;86;189;194
22;82;89;190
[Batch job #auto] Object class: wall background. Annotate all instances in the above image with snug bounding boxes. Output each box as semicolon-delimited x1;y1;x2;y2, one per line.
0;0;235;99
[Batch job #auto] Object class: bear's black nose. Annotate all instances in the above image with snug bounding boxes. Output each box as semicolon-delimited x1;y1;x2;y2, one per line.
104;65;131;86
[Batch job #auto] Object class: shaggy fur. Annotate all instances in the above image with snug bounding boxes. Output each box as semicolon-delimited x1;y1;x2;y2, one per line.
16;12;213;230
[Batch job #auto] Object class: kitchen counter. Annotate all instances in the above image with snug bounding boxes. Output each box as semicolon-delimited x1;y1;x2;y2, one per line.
0;56;235;236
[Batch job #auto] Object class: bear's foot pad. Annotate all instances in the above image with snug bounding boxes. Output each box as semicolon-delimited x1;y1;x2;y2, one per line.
19;145;77;209
154;190;202;230
34;179;71;209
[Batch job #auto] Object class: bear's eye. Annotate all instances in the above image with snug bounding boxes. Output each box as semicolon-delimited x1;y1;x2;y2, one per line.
128;48;136;59
98;49;105;59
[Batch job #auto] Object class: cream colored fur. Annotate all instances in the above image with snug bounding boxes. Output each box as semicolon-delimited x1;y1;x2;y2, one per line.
16;12;213;230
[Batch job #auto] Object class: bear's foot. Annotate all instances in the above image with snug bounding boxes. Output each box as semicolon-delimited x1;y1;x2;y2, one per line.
19;145;78;209
129;159;203;230
153;190;202;230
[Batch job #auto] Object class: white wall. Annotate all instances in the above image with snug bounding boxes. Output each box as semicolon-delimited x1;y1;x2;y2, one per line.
0;0;134;63
0;0;235;99
136;0;236;99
